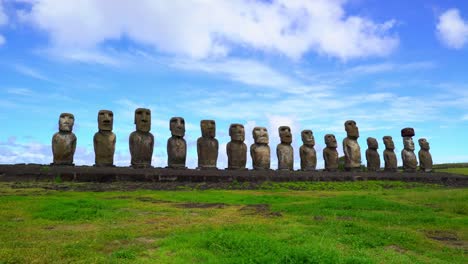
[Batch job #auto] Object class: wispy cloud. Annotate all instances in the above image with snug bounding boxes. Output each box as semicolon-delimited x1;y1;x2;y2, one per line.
14;64;51;81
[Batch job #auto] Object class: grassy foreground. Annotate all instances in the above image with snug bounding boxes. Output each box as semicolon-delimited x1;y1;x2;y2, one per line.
0;181;466;264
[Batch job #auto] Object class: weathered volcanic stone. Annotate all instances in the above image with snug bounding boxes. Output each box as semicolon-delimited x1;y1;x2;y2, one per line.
251;127;270;170
129;108;154;168
323;134;339;172
94;110;116;167
382;136;397;172
226;124;247;170
167;117;187;169
401;127;415;137
365;137;380;171
197;120;218;169
418;138;433;172
52;113;77;166
402;136;418;172
277;126;293;171
343;120;361;171
299;130;316;171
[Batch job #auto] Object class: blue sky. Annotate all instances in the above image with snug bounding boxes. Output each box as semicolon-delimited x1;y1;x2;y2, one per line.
0;0;467;169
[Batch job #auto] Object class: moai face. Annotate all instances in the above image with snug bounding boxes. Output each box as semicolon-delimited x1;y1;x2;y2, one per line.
98;110;113;131
383;136;395;150
59;113;75;132
279;126;292;144
403;137;415;151
170;117;185;137
301;130;315;146
418;138;430;150
325;134;337;148
201;120;216;138
134;108;151;133
229;124;245;142
367;137;378;150
253;127;269;144
344;120;359;139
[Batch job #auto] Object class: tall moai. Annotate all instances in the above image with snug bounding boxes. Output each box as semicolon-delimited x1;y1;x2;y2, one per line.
167;117;187;169
94;110;116;167
251;127;270;170
52;113;77;165
323;134;339;172
401;128;417;172
299;130;317;171
365;137;380;171
418;138;433;172
343;120;362;171
277;126;293;170
226;123;247;170
383;136;397;172
197;120;218;169
129;108;154;168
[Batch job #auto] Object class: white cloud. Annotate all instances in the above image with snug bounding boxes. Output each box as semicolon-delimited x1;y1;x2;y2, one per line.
436;8;468;49
17;0;398;61
0;0;7;46
14;64;50;81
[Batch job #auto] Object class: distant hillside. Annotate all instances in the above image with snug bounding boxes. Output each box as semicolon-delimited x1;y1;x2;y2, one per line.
433;163;468;169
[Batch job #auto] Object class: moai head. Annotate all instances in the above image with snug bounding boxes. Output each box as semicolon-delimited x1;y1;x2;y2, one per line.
170;117;185;137
279;126;292;144
229;123;245;142
253;127;269;144
418;138;430;150
324;134;337;148
403;137;415;151
134;108;151;133
58;113;75;132
383;136;395;150
301;130;315;146
367;137;378;150
98;110;113;131
344;120;359;139
201;120;216;138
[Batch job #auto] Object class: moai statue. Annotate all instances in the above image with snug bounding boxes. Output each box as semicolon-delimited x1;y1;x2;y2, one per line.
323;134;339;172
167;117;187;169
129;108;154;168
226;124;247;170
93;110;116;167
277;126;293;170
383;136;398;172
365;137;380;171
250;127;270;170
299;130;317;171
197;120;218;169
401;128;417;172
418;138;433;172
343;120;361;171
52;113;77;165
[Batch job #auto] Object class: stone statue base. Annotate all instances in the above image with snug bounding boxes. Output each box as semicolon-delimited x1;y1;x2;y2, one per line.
131;164;153;169
94;164;115;167
226;167;248;171
197;166;218;170
167;165;187;170
51;163;75;166
345;167;361;172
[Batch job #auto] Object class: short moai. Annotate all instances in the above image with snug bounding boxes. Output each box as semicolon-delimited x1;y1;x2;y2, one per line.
94;110;116;167
382;136;398;172
277;126;293;170
365;137;380;171
299;130;317;171
197;120;218;170
343;120;362;171
323;134;339;172
226;124;247;170
52;113;77;165
129;108;154;168
418;138;433;172
167;117;187;169
250;127;270;170
401;128;417;172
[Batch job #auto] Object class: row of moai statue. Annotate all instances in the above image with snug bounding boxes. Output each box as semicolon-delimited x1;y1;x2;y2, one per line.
51;110;433;172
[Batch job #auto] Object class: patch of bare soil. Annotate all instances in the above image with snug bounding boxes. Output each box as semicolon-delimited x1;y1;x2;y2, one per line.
136;197;173;204
175;202;227;209
239;204;282;217
426;230;468;251
386;245;407;254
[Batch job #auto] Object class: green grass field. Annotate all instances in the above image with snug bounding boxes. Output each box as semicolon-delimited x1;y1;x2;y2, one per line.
0;181;466;264
437;167;468;175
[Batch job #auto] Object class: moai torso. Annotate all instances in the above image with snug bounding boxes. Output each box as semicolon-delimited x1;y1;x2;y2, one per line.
197;120;218;169
383;136;397;172
277;126;293;170
343;120;361;171
167;117;187;169
227;124;247;170
401;128;417;172
323;134;339;172
129;108;154;168
418;138;433;172
52;113;76;165
251;127;270;170
365;137;380;171
94;110;116;166
300;130;317;171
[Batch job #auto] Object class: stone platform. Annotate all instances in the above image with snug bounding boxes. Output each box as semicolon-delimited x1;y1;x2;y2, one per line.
0;164;466;187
